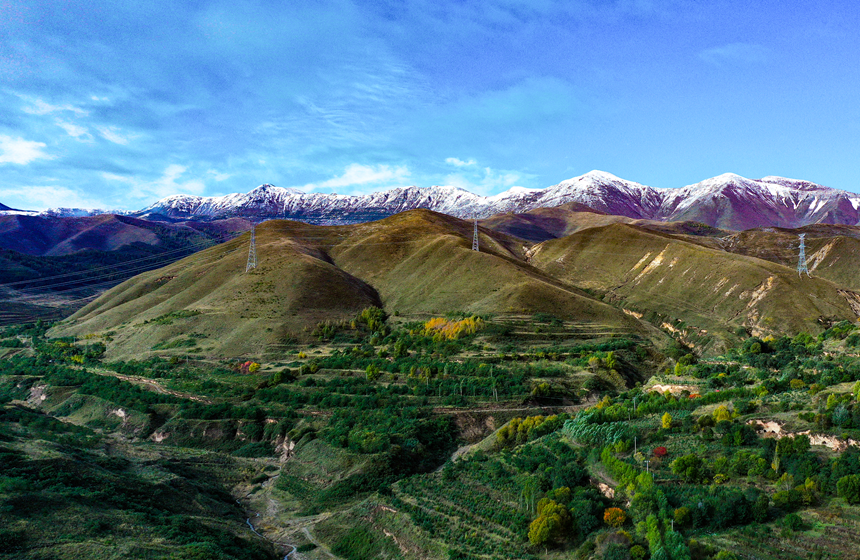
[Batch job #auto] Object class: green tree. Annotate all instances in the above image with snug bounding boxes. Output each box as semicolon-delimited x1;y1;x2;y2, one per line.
837;474;860;505
673;506;691;527
528;515;552;547
752;493;769;523
713;405;732;423
670;454;705;483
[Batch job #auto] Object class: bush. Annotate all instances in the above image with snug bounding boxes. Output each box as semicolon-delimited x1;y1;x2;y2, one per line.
232;442;273;458
783;512;804;531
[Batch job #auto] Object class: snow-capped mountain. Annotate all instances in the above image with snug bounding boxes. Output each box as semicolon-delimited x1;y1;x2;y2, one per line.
132;170;860;230
655;173;860;230
5;171;859;231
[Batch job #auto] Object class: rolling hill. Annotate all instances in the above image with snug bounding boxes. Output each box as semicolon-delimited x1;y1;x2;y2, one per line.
527;222;860;352
480;201;731;243
51;210;664;359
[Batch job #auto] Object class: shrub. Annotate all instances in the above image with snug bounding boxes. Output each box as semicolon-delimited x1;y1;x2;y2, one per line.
783;513;804;531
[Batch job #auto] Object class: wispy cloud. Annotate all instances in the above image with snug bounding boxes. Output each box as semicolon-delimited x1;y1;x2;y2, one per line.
103;164;206;200
446;157;476;167
95;126;131;145
207;169;232;182
0;135;52;164
300;163;411;193
20;97;88;117
444;164;529;196
699;43;769;66
55;120;90;139
0;185;105;210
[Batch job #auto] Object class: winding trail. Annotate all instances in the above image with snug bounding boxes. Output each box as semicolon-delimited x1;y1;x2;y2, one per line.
237;498;299;559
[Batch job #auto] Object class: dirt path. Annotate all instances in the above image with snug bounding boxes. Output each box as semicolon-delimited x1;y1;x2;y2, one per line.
431;403;586;415
87;366;214;404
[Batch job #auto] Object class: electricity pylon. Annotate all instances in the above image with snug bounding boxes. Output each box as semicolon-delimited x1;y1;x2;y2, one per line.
797;233;810;277
472;216;479;251
245;225;257;272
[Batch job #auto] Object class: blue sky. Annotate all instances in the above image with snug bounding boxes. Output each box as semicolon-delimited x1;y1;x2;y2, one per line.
1;0;859;210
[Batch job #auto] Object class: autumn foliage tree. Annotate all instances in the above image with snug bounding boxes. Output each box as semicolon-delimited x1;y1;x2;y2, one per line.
603;507;626;528
661;412;673;429
422;316;484;341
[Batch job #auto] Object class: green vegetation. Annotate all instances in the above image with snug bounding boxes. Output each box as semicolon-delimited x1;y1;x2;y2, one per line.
6;290;860;560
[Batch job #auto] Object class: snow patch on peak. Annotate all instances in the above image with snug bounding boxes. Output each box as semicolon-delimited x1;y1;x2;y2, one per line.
248;184;303;196
426;185;471;193
580;170;626;182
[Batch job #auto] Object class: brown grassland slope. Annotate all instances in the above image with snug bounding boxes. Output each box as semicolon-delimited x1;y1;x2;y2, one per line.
52;210;659;359
717;225;860;291
528;223;860;352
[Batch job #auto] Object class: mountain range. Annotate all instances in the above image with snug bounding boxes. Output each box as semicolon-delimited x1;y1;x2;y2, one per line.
5;171;860;232
124;171;860;231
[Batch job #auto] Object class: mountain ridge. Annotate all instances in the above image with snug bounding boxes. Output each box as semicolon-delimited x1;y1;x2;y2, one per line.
4;170;860;231
132;170;860;231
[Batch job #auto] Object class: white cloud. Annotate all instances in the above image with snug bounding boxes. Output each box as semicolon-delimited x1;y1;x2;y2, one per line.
699;43;769;66
445;157;476;167
56;120;90;139
21;97;88;116
96;126;130;145
0;186;105;210
0;135;52;164
207;169;232;181
300;163;411;192
103;164;206;200
444;166;526;196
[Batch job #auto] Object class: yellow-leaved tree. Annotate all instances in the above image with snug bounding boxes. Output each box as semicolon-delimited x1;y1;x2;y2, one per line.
662;412;673;429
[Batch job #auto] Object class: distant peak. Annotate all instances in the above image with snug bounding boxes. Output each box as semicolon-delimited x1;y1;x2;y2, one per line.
709;172;749;182
580;170;625;182
426;185;472;193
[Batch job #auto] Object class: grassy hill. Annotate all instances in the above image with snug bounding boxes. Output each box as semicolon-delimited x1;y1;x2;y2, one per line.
51;210;663;360
716;225;860;292
480;202;731;243
528;223;860;353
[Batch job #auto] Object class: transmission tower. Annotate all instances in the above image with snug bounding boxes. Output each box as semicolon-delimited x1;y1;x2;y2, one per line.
797;233;810;277
472;216;479;251
245;225;257;272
